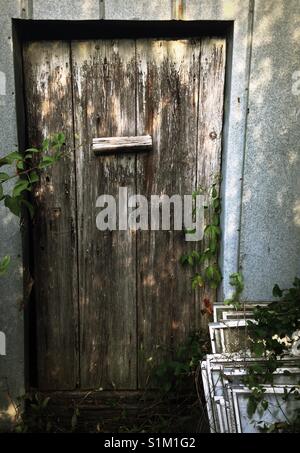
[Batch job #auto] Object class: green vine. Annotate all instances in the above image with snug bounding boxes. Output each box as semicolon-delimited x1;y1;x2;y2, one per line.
224;272;244;309
180;178;222;295
0;133;65;275
122;330;211;433
226;274;300;432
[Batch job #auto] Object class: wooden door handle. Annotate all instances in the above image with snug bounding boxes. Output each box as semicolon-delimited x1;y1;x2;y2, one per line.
92;135;152;155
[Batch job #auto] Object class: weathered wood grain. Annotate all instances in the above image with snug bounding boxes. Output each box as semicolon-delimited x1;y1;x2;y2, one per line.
136;39;201;387
195;38;226;329
92;135;152;154
23;41;79;390
71;40;137;389
24;37;226;394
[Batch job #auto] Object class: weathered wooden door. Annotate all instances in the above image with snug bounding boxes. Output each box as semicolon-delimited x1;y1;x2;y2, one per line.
23;37;226;392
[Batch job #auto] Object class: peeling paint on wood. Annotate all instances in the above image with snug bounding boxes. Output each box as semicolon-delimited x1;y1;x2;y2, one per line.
23;41;79;390
196;38;226;329
136;38;201;386
71;40;137;390
23;36;226;392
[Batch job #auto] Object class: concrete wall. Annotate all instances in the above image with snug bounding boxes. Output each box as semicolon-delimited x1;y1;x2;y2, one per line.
0;0;26;430
240;0;300;300
0;0;299;429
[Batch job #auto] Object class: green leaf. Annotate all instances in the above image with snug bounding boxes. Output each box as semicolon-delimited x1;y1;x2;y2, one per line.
39;156;55;169
188;255;194;266
272;284;283;298
25;147;40;153
204;224;221;238
0;172;9;182
0;184;3;200
51;132;65;151
16;160;24;170
42;397;50;408
209;237;217;254
42;138;50;152
180;254;189;265
6;152;24;165
210;281;219;289
0;255;11;275
4;195;21;216
12;179;29;197
212;187;218;198
29;171;39;183
205;265;215;281
0;157;9;167
212;213;219;226
192;274;204;289
213;198;220;210
252;341;265;357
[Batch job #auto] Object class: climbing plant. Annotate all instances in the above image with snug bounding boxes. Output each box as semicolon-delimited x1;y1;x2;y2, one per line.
225;274;300;432
224;272;244;309
0;132;65;275
180;178;222;296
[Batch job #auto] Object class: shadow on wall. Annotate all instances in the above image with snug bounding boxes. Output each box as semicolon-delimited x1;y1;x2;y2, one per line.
238;0;300;300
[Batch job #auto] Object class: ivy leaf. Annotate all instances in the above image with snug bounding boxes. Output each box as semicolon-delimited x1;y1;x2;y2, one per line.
204;224;221;239
0;184;3;200
29;171;39;183
212;198;220;210
0;157;9;167
180;254;189;265
12;179;30;197
57;132;65;144
205;265;214;281
212;213;219;226
252;341;265;357
209;237;217;254
191;251;200;262
16;160;25;170
42;138;50;152
212;186;218;198
39;156;56;169
192;274;204;289
4;195;21;216
6;151;23;163
0;172;9;182
272;284;283;298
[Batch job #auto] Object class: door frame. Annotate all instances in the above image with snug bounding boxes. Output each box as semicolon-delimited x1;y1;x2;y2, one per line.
12;19;233;390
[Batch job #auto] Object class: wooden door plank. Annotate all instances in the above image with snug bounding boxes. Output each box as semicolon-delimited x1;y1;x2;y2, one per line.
23;41;78;390
196;38;226;328
92;135;152;154
136;39;201;387
71;40;137;389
